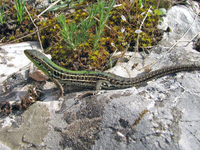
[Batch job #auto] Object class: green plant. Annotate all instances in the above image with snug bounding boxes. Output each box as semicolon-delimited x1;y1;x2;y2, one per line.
56;0;115;51
15;0;26;23
57;15;78;50
93;0;115;50
0;4;5;25
57;14;94;50
48;0;169;70
139;0;144;7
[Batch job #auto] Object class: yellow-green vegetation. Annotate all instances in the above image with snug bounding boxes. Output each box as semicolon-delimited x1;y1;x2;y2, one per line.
0;0;171;71
0;0;41;42
48;0;170;70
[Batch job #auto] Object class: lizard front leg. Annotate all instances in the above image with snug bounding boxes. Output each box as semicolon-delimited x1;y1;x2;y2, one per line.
96;80;112;91
52;78;64;97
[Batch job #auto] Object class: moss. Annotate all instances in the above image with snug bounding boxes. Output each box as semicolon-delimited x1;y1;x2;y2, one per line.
0;0;170;71
0;0;41;42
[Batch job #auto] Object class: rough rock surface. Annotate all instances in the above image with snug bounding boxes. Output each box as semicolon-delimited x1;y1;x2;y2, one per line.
0;4;200;150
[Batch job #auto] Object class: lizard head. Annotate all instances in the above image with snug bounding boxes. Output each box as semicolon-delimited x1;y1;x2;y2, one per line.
24;49;53;76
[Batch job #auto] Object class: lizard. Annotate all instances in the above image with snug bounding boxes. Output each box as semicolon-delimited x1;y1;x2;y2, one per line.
24;49;200;97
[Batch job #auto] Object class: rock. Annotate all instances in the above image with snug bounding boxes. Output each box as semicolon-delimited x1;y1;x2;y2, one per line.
0;102;50;149
0;41;41;83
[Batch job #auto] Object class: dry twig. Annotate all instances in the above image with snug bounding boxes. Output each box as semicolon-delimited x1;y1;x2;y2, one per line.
25;6;44;52
134;6;152;52
139;10;199;71
36;0;62;19
0;25;50;46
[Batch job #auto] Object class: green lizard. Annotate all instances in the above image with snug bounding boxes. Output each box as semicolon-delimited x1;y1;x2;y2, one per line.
24;49;200;97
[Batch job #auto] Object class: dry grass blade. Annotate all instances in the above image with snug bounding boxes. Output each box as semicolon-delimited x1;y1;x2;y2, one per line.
139;10;199;71
134;6;152;52
25;6;44;52
116;43;130;65
0;25;49;46
83;9;113;31
0;37;5;43
36;0;62;19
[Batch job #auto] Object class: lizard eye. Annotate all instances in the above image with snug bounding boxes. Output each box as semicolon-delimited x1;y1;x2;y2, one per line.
102;82;108;86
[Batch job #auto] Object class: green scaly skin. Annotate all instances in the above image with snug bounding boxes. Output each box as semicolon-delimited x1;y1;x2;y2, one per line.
24;49;200;97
